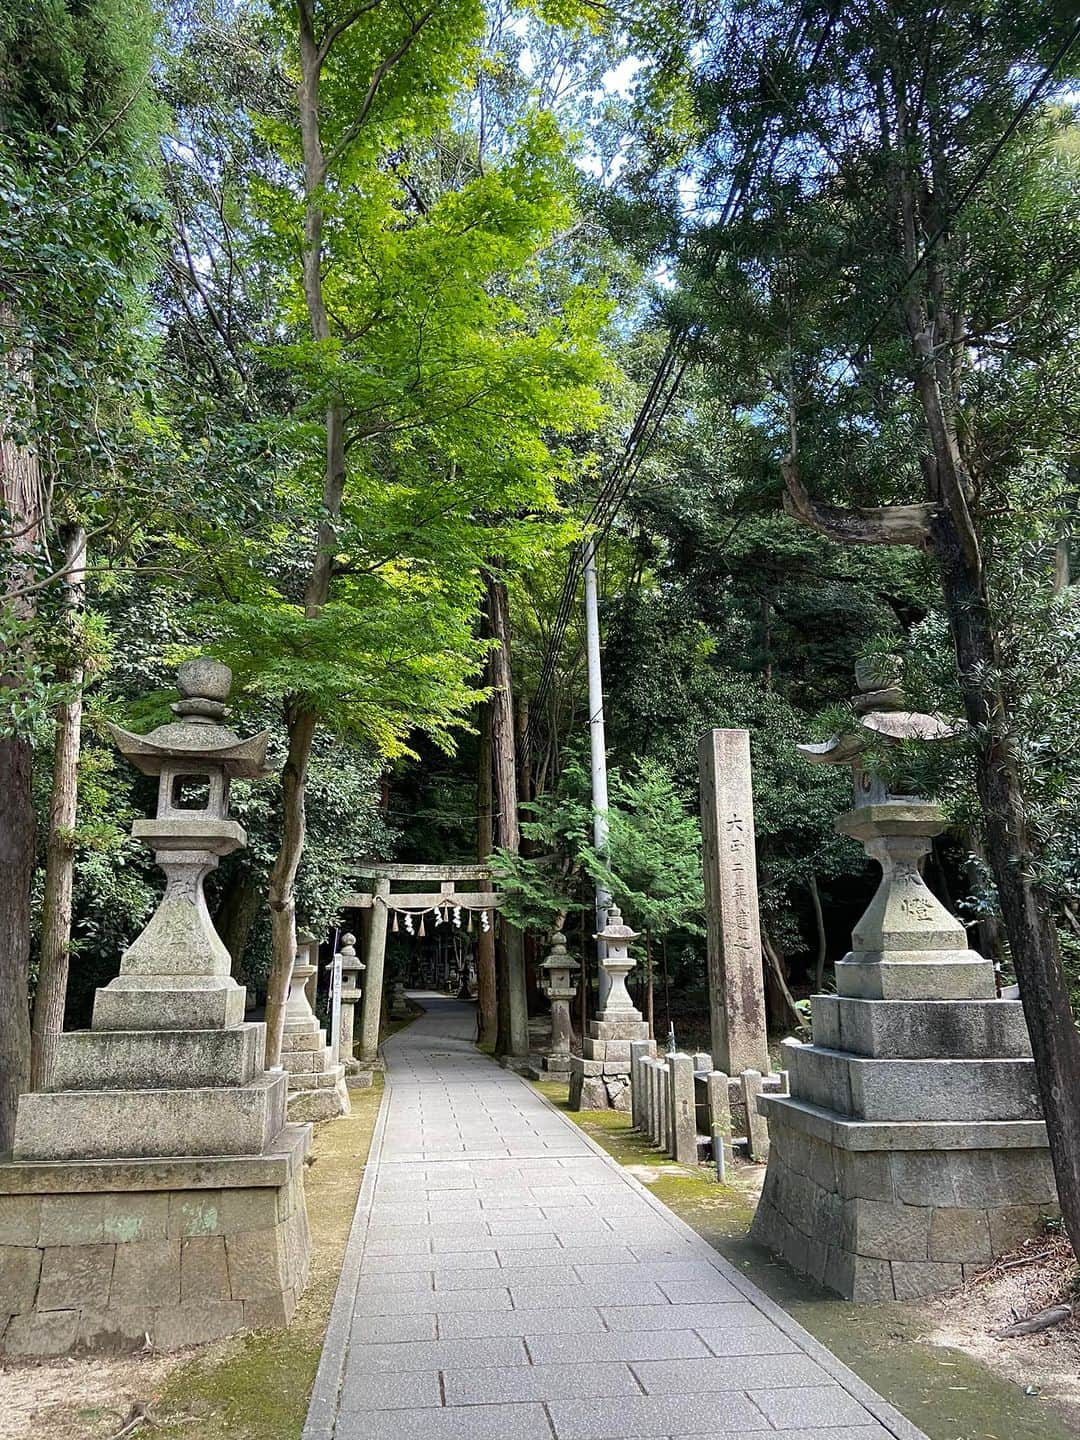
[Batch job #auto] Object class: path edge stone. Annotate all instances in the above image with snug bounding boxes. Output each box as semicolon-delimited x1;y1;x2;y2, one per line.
301;1060;392;1440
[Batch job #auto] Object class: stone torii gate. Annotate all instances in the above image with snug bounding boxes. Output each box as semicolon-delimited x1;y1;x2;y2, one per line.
345;863;501;1066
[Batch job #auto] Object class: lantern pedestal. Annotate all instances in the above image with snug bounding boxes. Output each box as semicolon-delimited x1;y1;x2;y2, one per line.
0;659;311;1356
280;948;350;1124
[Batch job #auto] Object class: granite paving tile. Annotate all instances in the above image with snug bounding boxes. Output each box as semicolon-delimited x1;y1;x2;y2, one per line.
307;995;926;1440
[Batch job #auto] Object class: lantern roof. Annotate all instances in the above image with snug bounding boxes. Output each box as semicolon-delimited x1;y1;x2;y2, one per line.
109;657;269;779
540;929;579;972
594;904;639;945
796;656;958;769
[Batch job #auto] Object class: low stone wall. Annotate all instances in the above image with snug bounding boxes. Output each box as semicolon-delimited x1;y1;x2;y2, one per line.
0;1128;310;1358
752;1103;1058;1301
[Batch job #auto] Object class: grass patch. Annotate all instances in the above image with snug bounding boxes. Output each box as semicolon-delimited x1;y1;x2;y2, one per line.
148;1077;383;1440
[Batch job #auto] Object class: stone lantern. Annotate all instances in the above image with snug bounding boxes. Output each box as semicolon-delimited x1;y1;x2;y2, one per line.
595;905;641;1019
750;658;1055;1301
337;932;365;1074
0;658;312;1356
539;927;579;1074
97;656;268;1030
569;904;655;1110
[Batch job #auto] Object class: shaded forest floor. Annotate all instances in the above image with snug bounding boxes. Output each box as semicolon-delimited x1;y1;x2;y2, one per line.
531;1079;1080;1440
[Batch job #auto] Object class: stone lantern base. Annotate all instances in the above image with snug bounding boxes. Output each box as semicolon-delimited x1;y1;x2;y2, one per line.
751;992;1057;1300
0;1127;310;1357
282;1027;350;1123
569;1016;655;1111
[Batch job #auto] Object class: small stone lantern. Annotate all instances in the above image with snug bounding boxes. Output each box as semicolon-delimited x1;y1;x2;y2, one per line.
337;933;364;1073
540;928;579;1071
280;929;349;1122
595;905;642;1020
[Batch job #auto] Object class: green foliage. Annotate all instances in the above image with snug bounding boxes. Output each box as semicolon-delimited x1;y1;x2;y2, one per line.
491;752;706;952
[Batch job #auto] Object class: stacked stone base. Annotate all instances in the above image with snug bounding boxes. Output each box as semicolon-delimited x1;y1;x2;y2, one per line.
0;1125;311;1357
282;1027;349;1123
569;1016;654;1111
752;992;1057;1299
752;1099;1057;1299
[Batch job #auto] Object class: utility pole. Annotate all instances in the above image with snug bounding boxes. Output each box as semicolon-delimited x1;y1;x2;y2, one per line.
583;539;612;1010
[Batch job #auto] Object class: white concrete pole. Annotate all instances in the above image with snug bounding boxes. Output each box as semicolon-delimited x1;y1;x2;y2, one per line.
583;539;612;1010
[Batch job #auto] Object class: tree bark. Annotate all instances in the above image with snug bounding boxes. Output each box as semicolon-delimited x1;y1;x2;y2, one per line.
487;568;528;1057
761;924;802;1034
476;700;498;1047
0;301;44;1149
261;6;347;1067
30;526;87;1091
264;704;317;1066
933;510;1080;1253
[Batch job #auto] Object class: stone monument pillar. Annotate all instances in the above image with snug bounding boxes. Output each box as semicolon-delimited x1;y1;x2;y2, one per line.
280;931;350;1122
0;658;311;1356
751;660;1056;1300
337;933;364;1073
539;928;579;1076
698;728;769;1075
568;907;656;1110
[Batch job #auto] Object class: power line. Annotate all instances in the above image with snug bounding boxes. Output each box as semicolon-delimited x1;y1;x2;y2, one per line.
523;6;840;757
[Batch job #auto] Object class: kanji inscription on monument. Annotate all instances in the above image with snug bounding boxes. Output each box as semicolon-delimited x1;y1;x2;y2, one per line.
698;728;769;1074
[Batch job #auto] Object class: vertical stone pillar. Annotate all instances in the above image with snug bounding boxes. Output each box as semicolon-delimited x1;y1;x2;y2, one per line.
359;877;390;1066
741;1069;769;1162
630;1040;651;1129
698;729;769;1075
707;1071;731;1182
667;1053;697;1165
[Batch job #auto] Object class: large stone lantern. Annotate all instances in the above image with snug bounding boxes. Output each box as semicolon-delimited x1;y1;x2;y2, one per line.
569;904;655;1110
751;659;1055;1301
539;928;579;1074
0;658;312;1357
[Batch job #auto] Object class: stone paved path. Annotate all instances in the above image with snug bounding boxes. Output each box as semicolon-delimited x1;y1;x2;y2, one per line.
304;995;926;1440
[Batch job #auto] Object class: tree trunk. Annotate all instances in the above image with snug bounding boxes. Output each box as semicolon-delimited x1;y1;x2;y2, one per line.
476;701;498;1047
0;301;44;1149
761;924;802;1035
264;704;317;1066
809;874;827;993
487;567;528;1058
933;511;1080;1255
261;9;349;1066
30;526;87;1091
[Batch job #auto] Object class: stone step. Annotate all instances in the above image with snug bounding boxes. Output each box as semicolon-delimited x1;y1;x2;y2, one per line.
811;995;1031;1060
12;1072;288;1162
50;1024;265;1092
783;1041;1042;1123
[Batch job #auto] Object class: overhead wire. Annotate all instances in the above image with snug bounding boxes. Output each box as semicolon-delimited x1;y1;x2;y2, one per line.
523;4;836;757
